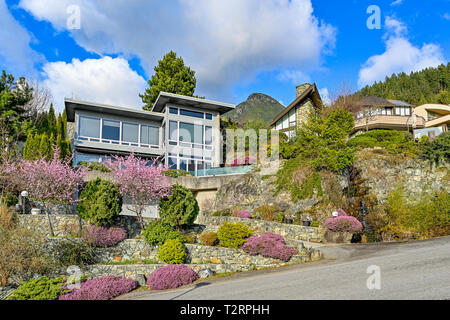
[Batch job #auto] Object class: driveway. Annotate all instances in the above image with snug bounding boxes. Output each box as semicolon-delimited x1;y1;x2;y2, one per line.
120;236;450;300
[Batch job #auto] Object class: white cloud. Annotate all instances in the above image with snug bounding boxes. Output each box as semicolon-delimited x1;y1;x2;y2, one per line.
319;88;331;106
18;0;336;101
42;56;147;112
390;0;404;6
358;17;444;88
0;0;44;76
276;69;311;84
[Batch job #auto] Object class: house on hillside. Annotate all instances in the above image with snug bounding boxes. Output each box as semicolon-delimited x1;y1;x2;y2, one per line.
268;83;323;139
351;96;426;134
412;103;450;140
65;92;235;176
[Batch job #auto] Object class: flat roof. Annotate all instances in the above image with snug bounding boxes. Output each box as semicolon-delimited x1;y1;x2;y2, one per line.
65;98;164;122
152;92;235;114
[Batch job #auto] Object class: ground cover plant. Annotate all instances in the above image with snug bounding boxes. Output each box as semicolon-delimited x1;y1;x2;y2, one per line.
241;233;297;262
82;225;127;247
217;221;253;249
146;264;198;290
8;276;68;300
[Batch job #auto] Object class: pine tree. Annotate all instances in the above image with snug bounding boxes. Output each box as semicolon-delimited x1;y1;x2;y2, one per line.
47;104;57;137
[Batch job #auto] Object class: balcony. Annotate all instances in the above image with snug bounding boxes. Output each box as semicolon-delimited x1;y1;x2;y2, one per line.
353;115;426;132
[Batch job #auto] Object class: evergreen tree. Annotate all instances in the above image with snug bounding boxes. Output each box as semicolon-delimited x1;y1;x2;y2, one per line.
47;104;57;136
139;51;197;110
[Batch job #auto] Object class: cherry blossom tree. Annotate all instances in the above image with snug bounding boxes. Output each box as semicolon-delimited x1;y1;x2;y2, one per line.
2;149;87;236
106;154;172;228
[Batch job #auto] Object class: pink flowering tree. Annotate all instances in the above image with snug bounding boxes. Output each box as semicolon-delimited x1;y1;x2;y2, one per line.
106;154;172;228
3;149;87;236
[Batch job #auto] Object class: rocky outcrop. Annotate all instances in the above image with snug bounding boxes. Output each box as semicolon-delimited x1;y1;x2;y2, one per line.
351;149;449;203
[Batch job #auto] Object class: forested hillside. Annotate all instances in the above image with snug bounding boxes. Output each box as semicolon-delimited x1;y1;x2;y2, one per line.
358;63;450;105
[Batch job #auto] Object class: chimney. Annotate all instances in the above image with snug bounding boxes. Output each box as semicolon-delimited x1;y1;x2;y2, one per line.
296;83;311;98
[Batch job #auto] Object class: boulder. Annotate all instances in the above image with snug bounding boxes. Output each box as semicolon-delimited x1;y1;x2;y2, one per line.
197;268;214;279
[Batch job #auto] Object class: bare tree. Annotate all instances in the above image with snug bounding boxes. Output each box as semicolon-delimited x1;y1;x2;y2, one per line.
22;80;52;126
329;81;362;114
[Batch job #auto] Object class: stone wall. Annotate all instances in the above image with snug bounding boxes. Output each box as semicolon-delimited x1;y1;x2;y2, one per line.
196;216;324;242
353;150;450;203
17;214;154;238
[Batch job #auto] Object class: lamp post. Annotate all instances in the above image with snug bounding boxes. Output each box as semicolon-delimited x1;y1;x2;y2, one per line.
20;190;29;215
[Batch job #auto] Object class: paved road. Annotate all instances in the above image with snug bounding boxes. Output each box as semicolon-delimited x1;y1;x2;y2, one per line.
121;236;450;300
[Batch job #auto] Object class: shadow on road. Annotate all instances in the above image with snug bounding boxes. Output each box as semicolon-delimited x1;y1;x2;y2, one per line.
170;282;211;300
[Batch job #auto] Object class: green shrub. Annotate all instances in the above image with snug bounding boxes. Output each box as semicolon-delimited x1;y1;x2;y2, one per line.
254;205;278;221
198;231;218;246
217;221;253;248
163;169;191;178
157;239;187;264
290;171;323;202
159;184;199;230
212;209;232;217
420;131;450;164
8;276;68;300
77;178;122;226
77;161;110;172
142;220;185;246
53;239;97;267
348;130;419;155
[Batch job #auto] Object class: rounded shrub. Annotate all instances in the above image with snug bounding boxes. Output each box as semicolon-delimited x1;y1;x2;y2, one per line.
217;221;253;249
157;239;187;264
143;220;185;246
237;210;252;219
59;276;137;300
198;231;218;246
77;178;122;226
241;233;297;262
147;264;198;290
325;216;363;233
82;225;127;247
8;276;68;300
159;184;199;230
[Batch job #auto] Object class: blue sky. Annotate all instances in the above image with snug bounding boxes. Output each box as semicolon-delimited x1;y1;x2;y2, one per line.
1;0;449;112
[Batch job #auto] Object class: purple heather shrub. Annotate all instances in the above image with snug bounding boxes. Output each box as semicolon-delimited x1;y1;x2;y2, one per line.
237;210;252;219
337;209;347;216
325;216;363;233
59;276;137;300
147;264;199;290
241;233;297;262
82;225;127;247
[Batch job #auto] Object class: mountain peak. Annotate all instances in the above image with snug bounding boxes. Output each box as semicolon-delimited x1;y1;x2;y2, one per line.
224;93;285;124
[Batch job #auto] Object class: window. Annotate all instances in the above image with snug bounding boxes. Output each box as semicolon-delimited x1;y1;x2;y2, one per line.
122;122;139;143
169;121;178;141
206;113;213;120
180;109;204;119
79;116;100;138
170;107;178;115
168;157;177;169
205;126;212;145
141;125;159;146
395;107;410;116
102;119;120;141
179;122;203;144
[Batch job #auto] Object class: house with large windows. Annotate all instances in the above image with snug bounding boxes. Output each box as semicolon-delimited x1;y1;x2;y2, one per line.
268;83;323;139
351;96;426;134
65;92;235;175
412;103;449;140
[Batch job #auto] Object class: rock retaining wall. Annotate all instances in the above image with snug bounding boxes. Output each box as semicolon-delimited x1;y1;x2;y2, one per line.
196;216;324;242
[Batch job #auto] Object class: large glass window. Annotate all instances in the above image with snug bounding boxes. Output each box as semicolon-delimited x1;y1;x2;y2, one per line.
205;126;212;145
102;119;120;141
170;107;178;115
79;116;100;138
180;122;203;144
141;125;159;146
205;113;213;120
169;121;178;141
122;122;139;143
180;109;204;119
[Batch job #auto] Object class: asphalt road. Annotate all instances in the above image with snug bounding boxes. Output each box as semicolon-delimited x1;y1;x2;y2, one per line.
121;236;450;300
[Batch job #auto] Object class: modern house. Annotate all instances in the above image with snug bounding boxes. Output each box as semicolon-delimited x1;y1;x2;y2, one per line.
352;96;426;134
65;92;235;175
412;103;450;139
269;83;323;139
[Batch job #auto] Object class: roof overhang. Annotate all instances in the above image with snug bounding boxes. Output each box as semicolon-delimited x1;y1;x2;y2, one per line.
65;98;164;122
151;92;235;114
269;83;323;127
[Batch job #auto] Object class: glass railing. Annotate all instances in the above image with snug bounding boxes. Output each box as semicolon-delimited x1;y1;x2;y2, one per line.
189;165;253;177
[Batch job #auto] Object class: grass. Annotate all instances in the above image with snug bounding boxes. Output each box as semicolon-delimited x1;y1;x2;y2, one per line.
99;259;160;265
